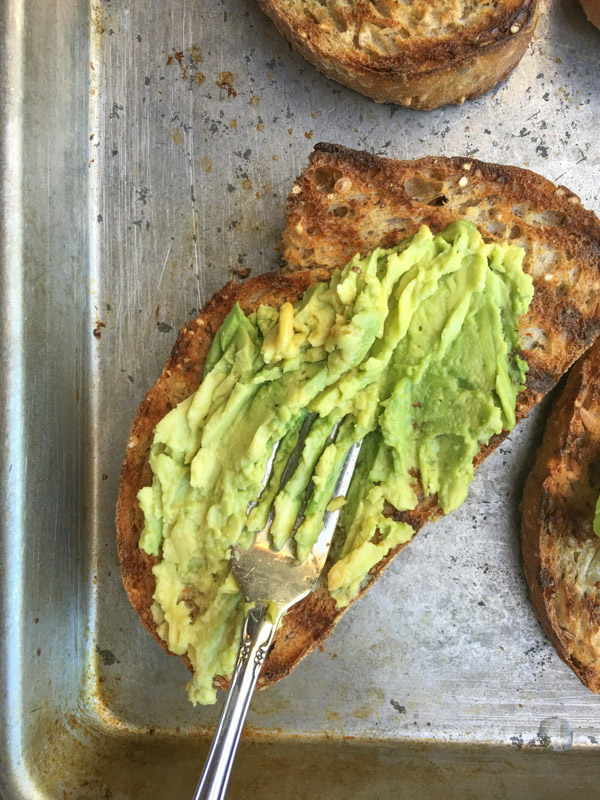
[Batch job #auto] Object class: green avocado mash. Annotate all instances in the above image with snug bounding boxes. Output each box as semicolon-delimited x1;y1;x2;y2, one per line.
138;220;533;704
594;495;600;537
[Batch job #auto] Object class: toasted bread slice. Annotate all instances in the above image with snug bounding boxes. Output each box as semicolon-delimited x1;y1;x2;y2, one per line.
257;0;539;109
117;144;600;692
521;339;600;693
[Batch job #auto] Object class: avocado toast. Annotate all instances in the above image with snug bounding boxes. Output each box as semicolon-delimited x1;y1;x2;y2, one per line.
117;144;600;699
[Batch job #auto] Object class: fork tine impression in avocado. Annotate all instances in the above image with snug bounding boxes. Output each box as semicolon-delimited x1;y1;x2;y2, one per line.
194;423;361;800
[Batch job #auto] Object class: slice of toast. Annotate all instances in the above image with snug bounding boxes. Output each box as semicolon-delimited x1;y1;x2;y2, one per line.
116;144;600;692
257;0;539;109
521;339;600;693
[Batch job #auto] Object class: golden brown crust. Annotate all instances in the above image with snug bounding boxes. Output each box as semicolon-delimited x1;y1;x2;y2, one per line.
117;145;600;693
521;340;600;693
257;0;539;109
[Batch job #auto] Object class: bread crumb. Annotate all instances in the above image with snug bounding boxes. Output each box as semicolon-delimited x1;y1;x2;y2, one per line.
568;196;580;205
292;185;301;195
555;188;565;196
510;23;521;33
295;222;303;233
459;176;468;187
462;162;472;171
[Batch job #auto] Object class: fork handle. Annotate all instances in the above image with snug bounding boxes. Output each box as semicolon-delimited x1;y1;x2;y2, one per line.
193;602;277;800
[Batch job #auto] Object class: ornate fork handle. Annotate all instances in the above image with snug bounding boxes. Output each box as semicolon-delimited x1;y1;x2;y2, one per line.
193;602;277;800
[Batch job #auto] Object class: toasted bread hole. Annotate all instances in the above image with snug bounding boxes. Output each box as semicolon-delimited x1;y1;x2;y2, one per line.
512;204;529;219
486;220;507;237
306;10;321;25
555;283;569;299
330;10;348;32
386;217;411;229
306;225;320;236
428;194;449;207
329;204;350;218
509;224;523;239
404;176;445;203
313;166;343;194
530;209;567;228
370;0;394;18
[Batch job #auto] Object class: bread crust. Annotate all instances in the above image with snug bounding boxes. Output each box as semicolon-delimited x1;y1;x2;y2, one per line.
117;145;600;693
257;0;539;109
521;340;600;693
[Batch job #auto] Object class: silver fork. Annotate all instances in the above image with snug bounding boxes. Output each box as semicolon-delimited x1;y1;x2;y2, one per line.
193;413;362;800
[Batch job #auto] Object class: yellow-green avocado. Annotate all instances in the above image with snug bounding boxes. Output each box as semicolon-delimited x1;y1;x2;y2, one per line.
138;221;533;704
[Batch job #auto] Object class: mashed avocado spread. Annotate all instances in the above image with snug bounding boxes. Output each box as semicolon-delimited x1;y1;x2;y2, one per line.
138;220;533;704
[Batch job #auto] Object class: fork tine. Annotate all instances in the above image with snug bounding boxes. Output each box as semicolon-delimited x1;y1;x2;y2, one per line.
246;439;281;515
277;411;318;491
308;438;362;568
246;411;361;565
250;411;318;544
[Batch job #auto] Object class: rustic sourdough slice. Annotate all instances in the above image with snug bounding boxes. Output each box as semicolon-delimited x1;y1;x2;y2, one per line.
257;0;539;109
117;144;600;692
521;339;600;693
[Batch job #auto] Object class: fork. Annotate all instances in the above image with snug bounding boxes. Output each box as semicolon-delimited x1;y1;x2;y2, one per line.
193;412;362;800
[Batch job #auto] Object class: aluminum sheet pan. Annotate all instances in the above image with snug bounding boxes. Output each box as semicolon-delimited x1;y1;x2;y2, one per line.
1;0;600;797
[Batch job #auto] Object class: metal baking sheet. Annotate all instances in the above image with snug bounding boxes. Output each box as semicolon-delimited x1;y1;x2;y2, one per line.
1;0;600;797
